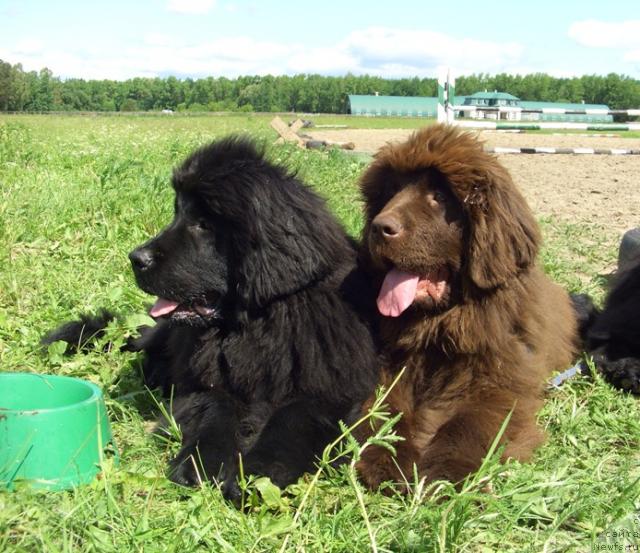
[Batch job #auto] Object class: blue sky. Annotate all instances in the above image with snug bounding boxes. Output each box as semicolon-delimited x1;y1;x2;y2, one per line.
1;0;639;80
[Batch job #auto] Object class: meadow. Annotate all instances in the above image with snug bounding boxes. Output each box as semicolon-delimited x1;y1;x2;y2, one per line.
1;113;639;552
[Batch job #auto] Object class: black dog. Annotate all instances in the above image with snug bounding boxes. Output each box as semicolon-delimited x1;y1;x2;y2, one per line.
573;256;640;394
45;136;379;500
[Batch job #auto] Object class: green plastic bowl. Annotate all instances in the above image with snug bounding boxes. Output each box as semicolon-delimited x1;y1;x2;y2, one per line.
0;373;116;490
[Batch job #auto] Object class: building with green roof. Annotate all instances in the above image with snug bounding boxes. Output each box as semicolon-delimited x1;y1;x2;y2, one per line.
347;92;613;123
463;91;520;107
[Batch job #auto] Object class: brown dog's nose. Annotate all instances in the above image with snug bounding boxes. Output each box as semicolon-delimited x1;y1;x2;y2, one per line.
371;214;404;240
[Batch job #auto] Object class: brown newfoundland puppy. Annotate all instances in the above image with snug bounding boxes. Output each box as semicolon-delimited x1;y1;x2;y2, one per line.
356;124;577;490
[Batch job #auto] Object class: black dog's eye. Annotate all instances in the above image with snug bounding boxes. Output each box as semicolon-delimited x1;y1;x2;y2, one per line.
194;219;212;232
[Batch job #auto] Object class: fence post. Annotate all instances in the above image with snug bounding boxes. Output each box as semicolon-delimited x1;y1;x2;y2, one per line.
437;69;455;124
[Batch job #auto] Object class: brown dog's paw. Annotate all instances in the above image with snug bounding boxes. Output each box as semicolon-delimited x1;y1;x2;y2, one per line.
355;459;387;490
356;448;412;494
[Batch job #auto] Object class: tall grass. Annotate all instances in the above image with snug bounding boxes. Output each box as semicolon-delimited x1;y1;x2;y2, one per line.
1;114;638;552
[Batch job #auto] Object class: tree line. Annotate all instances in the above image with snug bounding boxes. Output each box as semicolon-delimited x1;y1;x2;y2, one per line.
1;59;639;114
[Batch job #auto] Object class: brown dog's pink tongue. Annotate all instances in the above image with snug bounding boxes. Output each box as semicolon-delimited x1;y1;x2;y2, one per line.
149;298;180;317
377;269;419;317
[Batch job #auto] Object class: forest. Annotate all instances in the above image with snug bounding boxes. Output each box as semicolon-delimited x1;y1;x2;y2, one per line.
1;59;639;113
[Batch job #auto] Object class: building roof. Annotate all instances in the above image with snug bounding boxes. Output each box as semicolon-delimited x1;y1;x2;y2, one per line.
347;94;468;115
467;91;520;101
519;100;610;111
348;94;438;113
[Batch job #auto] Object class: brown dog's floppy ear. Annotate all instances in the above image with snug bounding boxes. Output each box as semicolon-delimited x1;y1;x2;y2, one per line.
465;162;540;290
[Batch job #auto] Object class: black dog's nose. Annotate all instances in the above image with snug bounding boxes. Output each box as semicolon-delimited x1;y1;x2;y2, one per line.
371;213;404;240
129;248;155;271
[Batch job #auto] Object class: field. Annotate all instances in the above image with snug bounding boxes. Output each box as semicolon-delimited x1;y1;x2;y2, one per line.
1;113;639;552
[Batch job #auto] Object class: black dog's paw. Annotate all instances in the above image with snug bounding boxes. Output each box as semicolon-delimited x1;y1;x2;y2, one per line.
168;451;206;487
221;476;243;506
168;445;230;488
595;354;640;395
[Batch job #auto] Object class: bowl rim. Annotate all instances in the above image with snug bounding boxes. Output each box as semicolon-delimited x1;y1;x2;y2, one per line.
0;372;103;415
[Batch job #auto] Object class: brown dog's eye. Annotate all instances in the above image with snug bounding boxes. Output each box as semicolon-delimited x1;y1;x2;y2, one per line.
433;190;447;203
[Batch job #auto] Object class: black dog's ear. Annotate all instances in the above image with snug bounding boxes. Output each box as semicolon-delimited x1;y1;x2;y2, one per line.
463;162;540;290
230;181;353;310
234;230;326;309
570;293;599;344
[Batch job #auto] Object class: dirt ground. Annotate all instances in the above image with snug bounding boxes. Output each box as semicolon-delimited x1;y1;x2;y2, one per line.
307;128;640;233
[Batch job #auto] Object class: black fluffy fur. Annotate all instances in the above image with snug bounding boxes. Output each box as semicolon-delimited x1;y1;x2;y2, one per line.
572;257;640;394
47;136;379;500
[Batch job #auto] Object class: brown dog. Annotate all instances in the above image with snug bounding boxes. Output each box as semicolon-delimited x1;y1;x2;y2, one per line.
356;124;577;490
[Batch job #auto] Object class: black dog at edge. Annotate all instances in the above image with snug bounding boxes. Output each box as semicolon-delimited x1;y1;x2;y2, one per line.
573;253;640;395
45;136;379;501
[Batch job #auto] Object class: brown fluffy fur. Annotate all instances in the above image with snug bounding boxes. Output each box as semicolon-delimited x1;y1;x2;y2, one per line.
356;124;577;490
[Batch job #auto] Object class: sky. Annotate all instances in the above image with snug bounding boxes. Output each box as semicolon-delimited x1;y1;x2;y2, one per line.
1;0;639;81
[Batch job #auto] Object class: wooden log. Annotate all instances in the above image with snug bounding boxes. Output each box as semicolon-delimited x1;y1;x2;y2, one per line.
270;116;304;147
289;119;305;133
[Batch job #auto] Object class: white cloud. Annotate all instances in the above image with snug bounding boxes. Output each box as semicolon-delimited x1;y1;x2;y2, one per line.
339;27;524;77
180;37;291;63
5;24;635;80
0;28;524;79
0;47;157;80
14;38;44;55
144;33;173;47
568;19;640;49
166;0;216;15
288;47;358;74
345;28;522;66
625;50;640;62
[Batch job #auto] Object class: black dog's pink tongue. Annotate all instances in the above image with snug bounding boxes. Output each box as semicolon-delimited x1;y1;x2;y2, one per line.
377;269;419;317
149;298;180;318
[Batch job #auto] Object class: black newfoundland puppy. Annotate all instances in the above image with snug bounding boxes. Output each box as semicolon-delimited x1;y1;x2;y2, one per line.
47;136;378;500
574;255;640;394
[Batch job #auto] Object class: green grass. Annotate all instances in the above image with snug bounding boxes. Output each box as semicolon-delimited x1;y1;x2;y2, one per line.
1;114;639;552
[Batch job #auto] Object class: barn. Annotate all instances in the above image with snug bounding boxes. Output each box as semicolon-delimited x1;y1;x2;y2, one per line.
347;94;462;117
